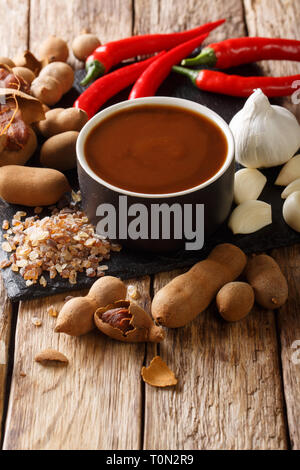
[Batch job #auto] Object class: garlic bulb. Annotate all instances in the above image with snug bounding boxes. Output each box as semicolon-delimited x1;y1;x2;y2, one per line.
281;178;300;199
229;89;300;168
234;168;267;204
228;200;272;234
283;191;300;232
275;154;300;186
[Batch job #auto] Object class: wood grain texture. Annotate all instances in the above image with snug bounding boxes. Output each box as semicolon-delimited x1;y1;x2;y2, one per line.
30;0;133;68
0;276;12;443
1;0;299;451
244;0;300;119
271;247;300;450
0;0;29;57
244;0;300;449
143;270;287;450
0;0;30;444
3;277;150;450
134;0;246;44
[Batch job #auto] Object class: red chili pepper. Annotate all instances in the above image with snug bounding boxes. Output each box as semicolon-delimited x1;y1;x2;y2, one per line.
81;19;225;85
181;37;300;68
74;53;166;119
129;33;209;99
172;65;300;97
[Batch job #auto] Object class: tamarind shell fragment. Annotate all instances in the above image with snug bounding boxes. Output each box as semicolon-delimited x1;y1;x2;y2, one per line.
55;276;127;336
95;300;165;343
141;356;177;388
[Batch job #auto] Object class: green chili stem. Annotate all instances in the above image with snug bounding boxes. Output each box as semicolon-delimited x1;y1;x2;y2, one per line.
181;47;216;67
80;60;106;86
172;65;198;84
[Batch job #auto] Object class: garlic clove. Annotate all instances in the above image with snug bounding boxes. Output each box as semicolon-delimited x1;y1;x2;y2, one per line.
229;89;300;169
234;168;267;205
228;200;272;234
283;191;300;232
275;154;300;186
281;178;300;199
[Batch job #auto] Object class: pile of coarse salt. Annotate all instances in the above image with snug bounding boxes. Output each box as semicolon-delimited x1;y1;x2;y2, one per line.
0;195;121;287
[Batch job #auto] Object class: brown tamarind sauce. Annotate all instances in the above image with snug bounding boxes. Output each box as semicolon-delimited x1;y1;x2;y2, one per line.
85;104;228;194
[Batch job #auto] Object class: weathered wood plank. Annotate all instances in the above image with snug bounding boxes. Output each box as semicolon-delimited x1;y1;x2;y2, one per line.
0;276;13;443
244;0;300;449
134;0;246;40
2;0;146;450
0;0;30;444
0;0;30;57
30;0;133;68
271;247;300;450
2;276;149;450
244;0;300;119
2;0;298;451
143;271;287;450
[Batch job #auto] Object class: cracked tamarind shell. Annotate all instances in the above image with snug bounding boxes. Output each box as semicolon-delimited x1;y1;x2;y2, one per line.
55;276;127;336
0;57;15;68
13;50;41;75
94;300;165;343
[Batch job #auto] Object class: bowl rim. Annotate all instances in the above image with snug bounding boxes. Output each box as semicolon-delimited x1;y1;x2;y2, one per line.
76;96;235;199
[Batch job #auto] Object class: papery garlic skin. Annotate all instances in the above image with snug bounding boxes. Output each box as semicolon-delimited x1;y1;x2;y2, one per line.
281;178;300;199
283;191;300;232
275;154;300;186
228;200;272;234
234;168;267;204
229;89;300;168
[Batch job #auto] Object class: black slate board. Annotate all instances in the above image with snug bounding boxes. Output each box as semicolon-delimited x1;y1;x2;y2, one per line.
1;60;299;301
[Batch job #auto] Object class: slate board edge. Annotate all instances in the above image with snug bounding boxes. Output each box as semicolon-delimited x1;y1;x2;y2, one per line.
3;235;298;302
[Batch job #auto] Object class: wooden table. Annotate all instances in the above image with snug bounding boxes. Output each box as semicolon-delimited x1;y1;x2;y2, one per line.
0;0;299;450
